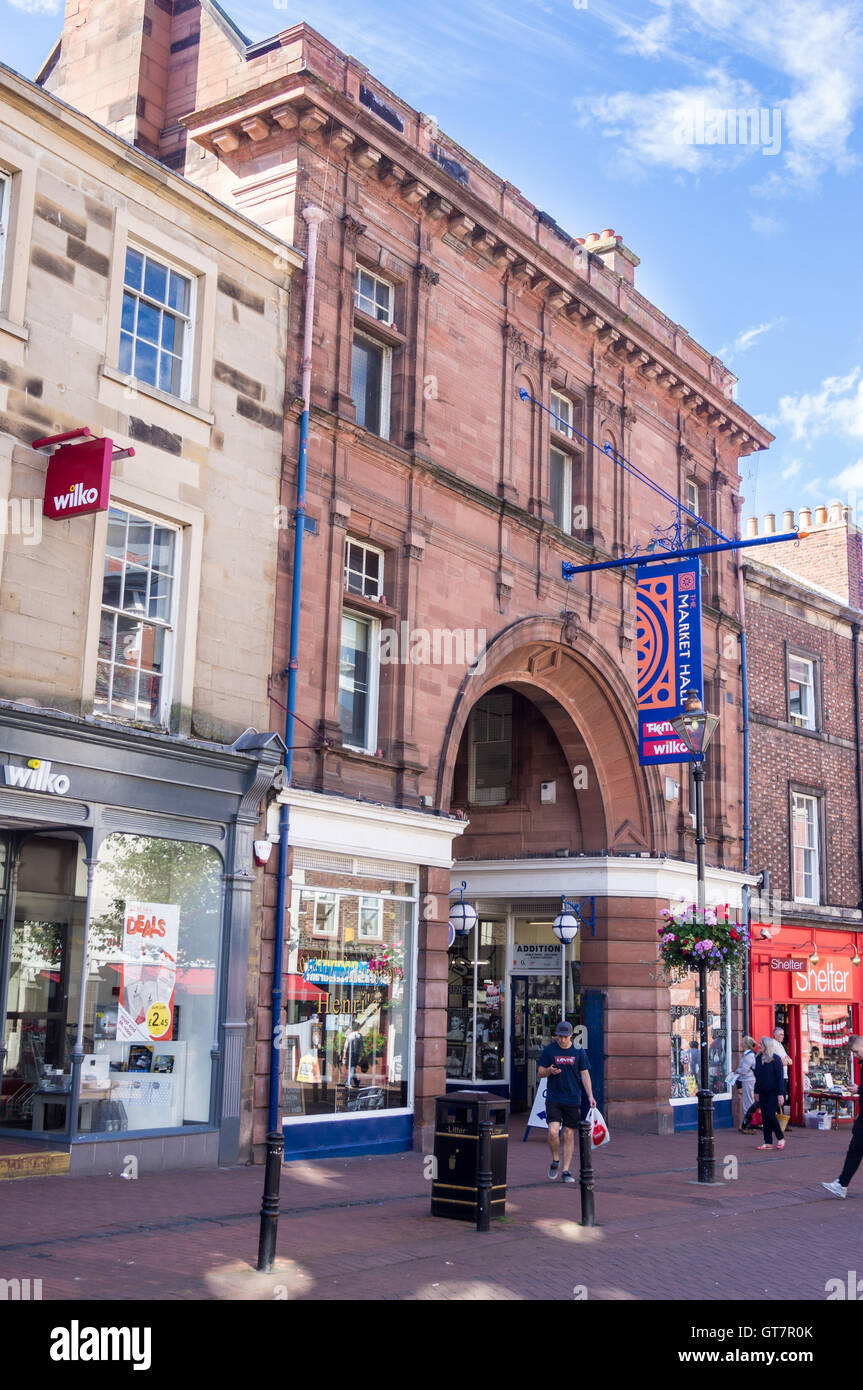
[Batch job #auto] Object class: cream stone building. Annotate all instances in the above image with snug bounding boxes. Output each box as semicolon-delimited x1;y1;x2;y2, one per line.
0;63;302;1174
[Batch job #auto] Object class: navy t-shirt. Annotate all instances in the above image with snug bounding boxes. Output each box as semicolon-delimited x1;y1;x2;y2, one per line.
538;1043;590;1104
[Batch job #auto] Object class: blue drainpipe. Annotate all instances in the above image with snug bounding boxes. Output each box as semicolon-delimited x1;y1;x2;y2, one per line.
268;206;326;1136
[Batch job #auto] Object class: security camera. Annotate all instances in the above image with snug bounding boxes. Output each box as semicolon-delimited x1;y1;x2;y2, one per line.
759;927;773;940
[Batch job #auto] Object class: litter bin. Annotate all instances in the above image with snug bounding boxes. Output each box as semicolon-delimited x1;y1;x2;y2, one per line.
431;1090;509;1226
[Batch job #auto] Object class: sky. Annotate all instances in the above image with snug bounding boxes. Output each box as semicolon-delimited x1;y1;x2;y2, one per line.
3;0;863;530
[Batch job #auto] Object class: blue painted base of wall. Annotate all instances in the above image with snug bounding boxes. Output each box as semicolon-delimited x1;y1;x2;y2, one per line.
673;1099;733;1132
282;1112;414;1161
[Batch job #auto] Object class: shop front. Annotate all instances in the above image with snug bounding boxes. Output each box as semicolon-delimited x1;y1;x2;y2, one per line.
0;702;282;1173
750;923;862;1126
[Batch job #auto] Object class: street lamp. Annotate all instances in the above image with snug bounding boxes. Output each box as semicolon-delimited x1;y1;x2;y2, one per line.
670;687;720;1184
449;882;481;1084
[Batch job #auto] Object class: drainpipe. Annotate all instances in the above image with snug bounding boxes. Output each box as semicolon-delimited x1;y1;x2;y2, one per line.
268;205;327;1136
738;558;751;1034
852;623;863;923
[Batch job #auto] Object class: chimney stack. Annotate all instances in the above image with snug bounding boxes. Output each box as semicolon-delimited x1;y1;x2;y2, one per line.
577;229;639;286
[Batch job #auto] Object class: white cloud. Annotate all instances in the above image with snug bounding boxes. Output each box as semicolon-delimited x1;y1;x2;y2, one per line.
596;0;863;187
748;210;782;237
719;319;784;362
7;0;60;10
781;459;802;480
767;368;863;441
572;70;768;176
831;458;863;490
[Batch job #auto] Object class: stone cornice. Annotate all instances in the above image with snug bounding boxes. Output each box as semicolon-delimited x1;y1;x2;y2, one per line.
182;69;770;448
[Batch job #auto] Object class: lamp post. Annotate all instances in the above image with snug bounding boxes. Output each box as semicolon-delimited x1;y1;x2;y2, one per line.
670;688;720;1184
553;897;582;1024
449;882;479;1081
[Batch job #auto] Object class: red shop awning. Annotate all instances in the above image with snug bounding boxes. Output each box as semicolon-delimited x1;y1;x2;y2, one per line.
285;974;327;1001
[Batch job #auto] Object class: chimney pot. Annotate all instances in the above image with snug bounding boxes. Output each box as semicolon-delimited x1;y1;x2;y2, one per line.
575;237;585;245
586;232;600;245
601;228;615;239
815;505;828;525
829;501;843;522
799;507;812;528
782;509;794;531
745;517;759;538
763;513;776;535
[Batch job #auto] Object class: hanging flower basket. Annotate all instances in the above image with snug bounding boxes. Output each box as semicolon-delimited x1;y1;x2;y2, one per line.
657;899;749;983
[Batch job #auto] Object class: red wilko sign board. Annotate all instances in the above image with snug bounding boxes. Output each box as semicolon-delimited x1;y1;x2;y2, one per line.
42;436;113;520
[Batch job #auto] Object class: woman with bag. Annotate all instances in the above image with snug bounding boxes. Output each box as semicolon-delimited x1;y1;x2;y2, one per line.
737;1035;759;1132
754;1036;786;1150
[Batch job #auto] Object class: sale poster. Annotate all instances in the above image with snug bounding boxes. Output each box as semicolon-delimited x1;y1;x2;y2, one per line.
117;901;180;1043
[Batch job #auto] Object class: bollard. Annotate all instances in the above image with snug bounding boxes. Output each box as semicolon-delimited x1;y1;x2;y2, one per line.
476;1116;493;1233
256;1128;284;1272
578;1119;595;1227
697;1087;716;1184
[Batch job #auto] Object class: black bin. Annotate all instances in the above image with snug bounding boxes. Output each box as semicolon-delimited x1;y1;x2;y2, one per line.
431;1091;509;1223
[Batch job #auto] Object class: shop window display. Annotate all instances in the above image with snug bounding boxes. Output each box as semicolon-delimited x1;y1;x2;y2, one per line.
801;1004;857;1120
446;920;506;1083
283;870;415;1117
670;969;730;1100
1;833;220;1134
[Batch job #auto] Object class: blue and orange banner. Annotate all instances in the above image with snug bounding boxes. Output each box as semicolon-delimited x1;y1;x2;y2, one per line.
636;560;703;764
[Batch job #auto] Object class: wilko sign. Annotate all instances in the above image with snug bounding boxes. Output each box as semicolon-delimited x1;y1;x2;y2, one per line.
40;436;113;521
636;559;704;765
3;757;70;796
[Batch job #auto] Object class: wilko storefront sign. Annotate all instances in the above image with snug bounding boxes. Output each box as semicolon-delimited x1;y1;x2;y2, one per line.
42;437;112;520
34;428;133;522
3;757;70;796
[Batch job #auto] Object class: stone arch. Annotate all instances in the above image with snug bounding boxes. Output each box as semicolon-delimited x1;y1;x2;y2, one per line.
437;614;667;853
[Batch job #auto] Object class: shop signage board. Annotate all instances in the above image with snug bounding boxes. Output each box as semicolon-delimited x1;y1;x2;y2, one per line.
512;943;562;972
525;1077;549;1131
301;956;378;986
2;756;70;796
42;436;113;520
636;559;704;765
767;954;855;1000
117;901;180;1042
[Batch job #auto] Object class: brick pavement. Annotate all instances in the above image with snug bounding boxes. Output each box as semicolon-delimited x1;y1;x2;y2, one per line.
0;1120;859;1301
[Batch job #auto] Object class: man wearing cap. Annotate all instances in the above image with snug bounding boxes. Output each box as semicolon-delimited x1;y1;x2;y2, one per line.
537;1020;596;1184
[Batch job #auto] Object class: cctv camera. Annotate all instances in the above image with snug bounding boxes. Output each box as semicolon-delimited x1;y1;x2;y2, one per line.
759;927;772;940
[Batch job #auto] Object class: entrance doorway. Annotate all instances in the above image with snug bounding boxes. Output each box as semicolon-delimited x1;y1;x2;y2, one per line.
510;975;563;1113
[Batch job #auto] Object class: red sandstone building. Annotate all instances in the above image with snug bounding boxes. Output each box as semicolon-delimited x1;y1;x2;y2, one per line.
39;0;774;1159
744;505;863;1129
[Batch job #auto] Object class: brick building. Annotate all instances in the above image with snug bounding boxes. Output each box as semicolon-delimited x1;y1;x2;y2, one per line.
0;60;302;1172
37;0;774;1157
743;504;863;1125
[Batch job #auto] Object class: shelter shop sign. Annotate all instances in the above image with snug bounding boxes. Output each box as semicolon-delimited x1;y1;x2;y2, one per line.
636;559;704;765
771;955;855;1000
3;757;70;796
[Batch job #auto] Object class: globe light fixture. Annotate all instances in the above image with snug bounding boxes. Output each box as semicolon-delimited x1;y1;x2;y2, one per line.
449;881;478;939
553;897;581;945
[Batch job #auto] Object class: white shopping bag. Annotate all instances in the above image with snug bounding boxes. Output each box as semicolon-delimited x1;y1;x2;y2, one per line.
586;1105;610;1149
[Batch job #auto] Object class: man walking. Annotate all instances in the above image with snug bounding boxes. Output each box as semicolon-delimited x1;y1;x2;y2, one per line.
822;1034;863;1198
537;1020;596;1185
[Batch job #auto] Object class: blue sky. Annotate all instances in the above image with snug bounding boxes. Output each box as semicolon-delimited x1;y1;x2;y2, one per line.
5;0;863;530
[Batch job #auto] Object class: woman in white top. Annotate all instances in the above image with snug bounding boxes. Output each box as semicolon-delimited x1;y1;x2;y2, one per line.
737;1035;759;1131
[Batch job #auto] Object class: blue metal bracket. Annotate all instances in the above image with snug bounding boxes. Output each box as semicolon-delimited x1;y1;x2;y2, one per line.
561;895;596;938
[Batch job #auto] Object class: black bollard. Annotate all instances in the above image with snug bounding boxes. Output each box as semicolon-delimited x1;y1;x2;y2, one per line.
578;1119;595;1227
476;1116;492;1233
256;1129;284;1272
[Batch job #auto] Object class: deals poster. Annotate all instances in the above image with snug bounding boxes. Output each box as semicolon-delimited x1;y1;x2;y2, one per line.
117;901;179;1043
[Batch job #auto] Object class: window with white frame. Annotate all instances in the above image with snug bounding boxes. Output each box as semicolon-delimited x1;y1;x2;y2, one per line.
0;171;10;300
358;896;384;940
789;654;816;730
354;266;395;326
96;506;179;726
550;446;573;533
120;246;194;399
339;611;380;752
351;330;391;438
468;691;513;804
311;892;339;938
551;389;575;440
345;539;384;599
792;792;820;903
